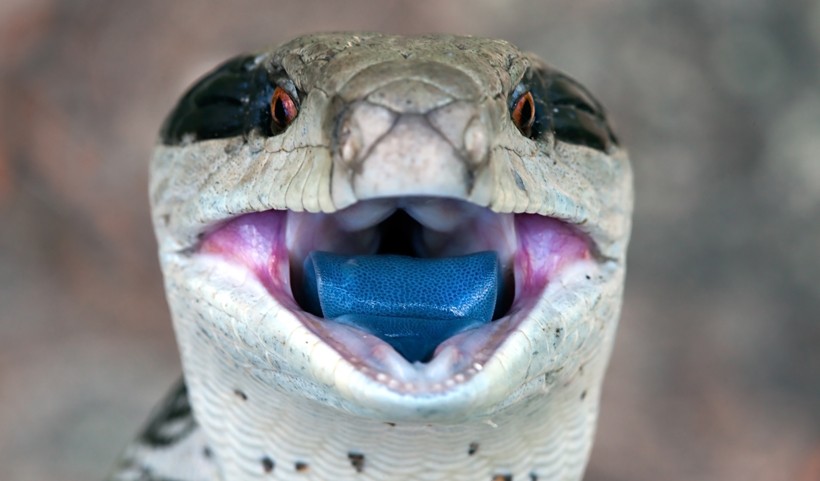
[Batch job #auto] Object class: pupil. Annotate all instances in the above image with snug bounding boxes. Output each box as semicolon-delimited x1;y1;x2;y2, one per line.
274;97;288;125
520;98;532;125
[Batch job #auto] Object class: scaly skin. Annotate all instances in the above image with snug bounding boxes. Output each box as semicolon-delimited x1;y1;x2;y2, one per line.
109;33;633;481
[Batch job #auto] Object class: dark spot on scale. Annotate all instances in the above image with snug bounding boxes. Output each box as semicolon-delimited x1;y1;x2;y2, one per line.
554;327;563;338
468;442;479;455
513;170;526;191
348;452;365;473
202;446;212;459
224;139;243;154
492;475;512;481
295;461;309;473
505;54;516;70
261;456;274;473
530;473;539;481
581;390;588;400
234;389;248;401
585;274;591;280
385;422;396;427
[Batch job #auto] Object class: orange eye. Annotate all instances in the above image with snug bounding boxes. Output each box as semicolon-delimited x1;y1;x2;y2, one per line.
511;91;535;137
271;86;298;129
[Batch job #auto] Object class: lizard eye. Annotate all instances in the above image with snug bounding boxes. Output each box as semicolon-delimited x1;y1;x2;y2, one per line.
510;67;619;152
159;54;286;145
510;90;536;137
271;86;298;129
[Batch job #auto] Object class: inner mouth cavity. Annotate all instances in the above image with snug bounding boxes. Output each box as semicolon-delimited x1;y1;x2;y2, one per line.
199;197;590;368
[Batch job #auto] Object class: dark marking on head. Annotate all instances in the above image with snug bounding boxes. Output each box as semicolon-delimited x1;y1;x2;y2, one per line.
202;446;212;459
160;55;295;145
234;389;248;401
348;452;365;473
492;475;512;481
553;327;564;348
468;442;479;456
580;390;588;400
510;66;618;152
513;170;526;191
295;461;309;472
385;422;396;427
138;379;196;447
530;473;539;481
261;456;275;473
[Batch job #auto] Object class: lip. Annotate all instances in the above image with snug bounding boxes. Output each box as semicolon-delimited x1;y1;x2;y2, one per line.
196;197;593;392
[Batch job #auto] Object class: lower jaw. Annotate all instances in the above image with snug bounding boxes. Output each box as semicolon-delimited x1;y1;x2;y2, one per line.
163;256;615;476
177;328;603;481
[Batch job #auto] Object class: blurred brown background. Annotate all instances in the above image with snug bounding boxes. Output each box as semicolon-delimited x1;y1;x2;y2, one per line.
1;0;818;480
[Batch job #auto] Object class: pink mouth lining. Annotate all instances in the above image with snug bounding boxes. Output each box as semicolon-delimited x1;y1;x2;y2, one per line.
198;205;590;381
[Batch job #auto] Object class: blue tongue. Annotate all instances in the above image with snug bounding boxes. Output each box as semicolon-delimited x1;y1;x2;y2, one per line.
302;251;501;363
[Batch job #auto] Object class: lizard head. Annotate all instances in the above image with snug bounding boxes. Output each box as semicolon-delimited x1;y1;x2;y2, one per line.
150;33;632;480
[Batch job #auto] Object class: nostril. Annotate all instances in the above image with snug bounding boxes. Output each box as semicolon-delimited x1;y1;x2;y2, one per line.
334;102;397;167
463;117;489;166
338;120;362;166
426;101;492;167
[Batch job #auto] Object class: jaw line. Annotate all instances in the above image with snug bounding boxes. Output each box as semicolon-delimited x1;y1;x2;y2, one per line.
170;250;609;421
194;197;600;400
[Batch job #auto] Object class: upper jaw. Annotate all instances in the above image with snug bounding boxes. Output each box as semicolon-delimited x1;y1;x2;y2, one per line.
149;134;628;262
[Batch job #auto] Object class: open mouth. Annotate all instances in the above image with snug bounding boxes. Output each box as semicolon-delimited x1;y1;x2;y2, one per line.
198;197;591;390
